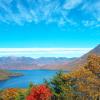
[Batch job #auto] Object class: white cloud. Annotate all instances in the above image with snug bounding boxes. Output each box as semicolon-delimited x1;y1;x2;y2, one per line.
0;48;92;58
63;0;82;10
0;0;99;27
17;3;33;23
81;0;100;26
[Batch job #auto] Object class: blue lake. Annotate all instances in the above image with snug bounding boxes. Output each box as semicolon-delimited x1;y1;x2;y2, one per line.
0;70;66;89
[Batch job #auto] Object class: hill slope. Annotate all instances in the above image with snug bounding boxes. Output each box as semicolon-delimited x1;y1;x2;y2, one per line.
68;44;100;70
0;70;22;81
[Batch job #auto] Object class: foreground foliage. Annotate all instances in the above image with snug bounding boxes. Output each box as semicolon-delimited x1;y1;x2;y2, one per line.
26;85;52;100
47;54;100;100
0;54;100;100
0;88;27;100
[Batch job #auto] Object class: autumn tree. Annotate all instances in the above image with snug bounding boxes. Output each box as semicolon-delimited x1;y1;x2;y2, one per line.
47;54;100;100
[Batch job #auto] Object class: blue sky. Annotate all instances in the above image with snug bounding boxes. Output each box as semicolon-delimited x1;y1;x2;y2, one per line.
0;0;100;57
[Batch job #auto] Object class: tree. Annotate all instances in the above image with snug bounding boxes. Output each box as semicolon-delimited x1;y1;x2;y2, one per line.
47;55;100;100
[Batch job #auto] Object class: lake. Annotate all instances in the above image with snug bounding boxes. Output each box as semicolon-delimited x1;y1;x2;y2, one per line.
0;70;66;89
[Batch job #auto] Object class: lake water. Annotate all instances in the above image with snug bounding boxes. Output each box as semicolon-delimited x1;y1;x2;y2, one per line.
0;70;65;89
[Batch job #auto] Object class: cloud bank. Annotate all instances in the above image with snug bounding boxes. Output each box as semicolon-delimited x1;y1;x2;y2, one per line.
0;0;100;27
0;48;92;58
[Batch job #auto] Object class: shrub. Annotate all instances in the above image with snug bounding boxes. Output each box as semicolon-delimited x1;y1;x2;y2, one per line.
26;85;52;100
0;88;19;100
0;88;27;100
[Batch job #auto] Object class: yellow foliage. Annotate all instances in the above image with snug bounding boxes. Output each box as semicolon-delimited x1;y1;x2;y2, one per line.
0;88;26;100
61;54;100;99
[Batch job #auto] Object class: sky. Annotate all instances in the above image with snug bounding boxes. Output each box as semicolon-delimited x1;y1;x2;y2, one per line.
0;0;100;57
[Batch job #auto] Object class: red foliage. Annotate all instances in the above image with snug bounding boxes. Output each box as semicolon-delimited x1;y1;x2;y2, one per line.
26;85;52;100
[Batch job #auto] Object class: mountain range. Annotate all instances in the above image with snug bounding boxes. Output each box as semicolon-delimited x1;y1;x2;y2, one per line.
0;57;76;70
0;44;100;70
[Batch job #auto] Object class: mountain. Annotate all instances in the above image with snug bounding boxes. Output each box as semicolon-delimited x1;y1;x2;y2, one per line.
0;44;99;70
0;57;77;70
68;44;100;70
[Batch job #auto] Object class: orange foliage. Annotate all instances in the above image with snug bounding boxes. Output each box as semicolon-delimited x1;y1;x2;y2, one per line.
0;88;26;100
61;54;100;99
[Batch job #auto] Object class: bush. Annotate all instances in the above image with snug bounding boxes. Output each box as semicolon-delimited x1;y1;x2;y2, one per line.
26;85;52;100
0;88;19;100
0;88;27;100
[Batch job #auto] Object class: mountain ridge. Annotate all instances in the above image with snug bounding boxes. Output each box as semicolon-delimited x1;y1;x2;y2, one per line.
0;44;99;70
0;57;77;70
68;44;100;70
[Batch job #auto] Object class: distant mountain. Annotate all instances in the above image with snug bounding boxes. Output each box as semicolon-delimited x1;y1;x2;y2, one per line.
1;44;99;70
0;57;77;70
68;44;100;70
